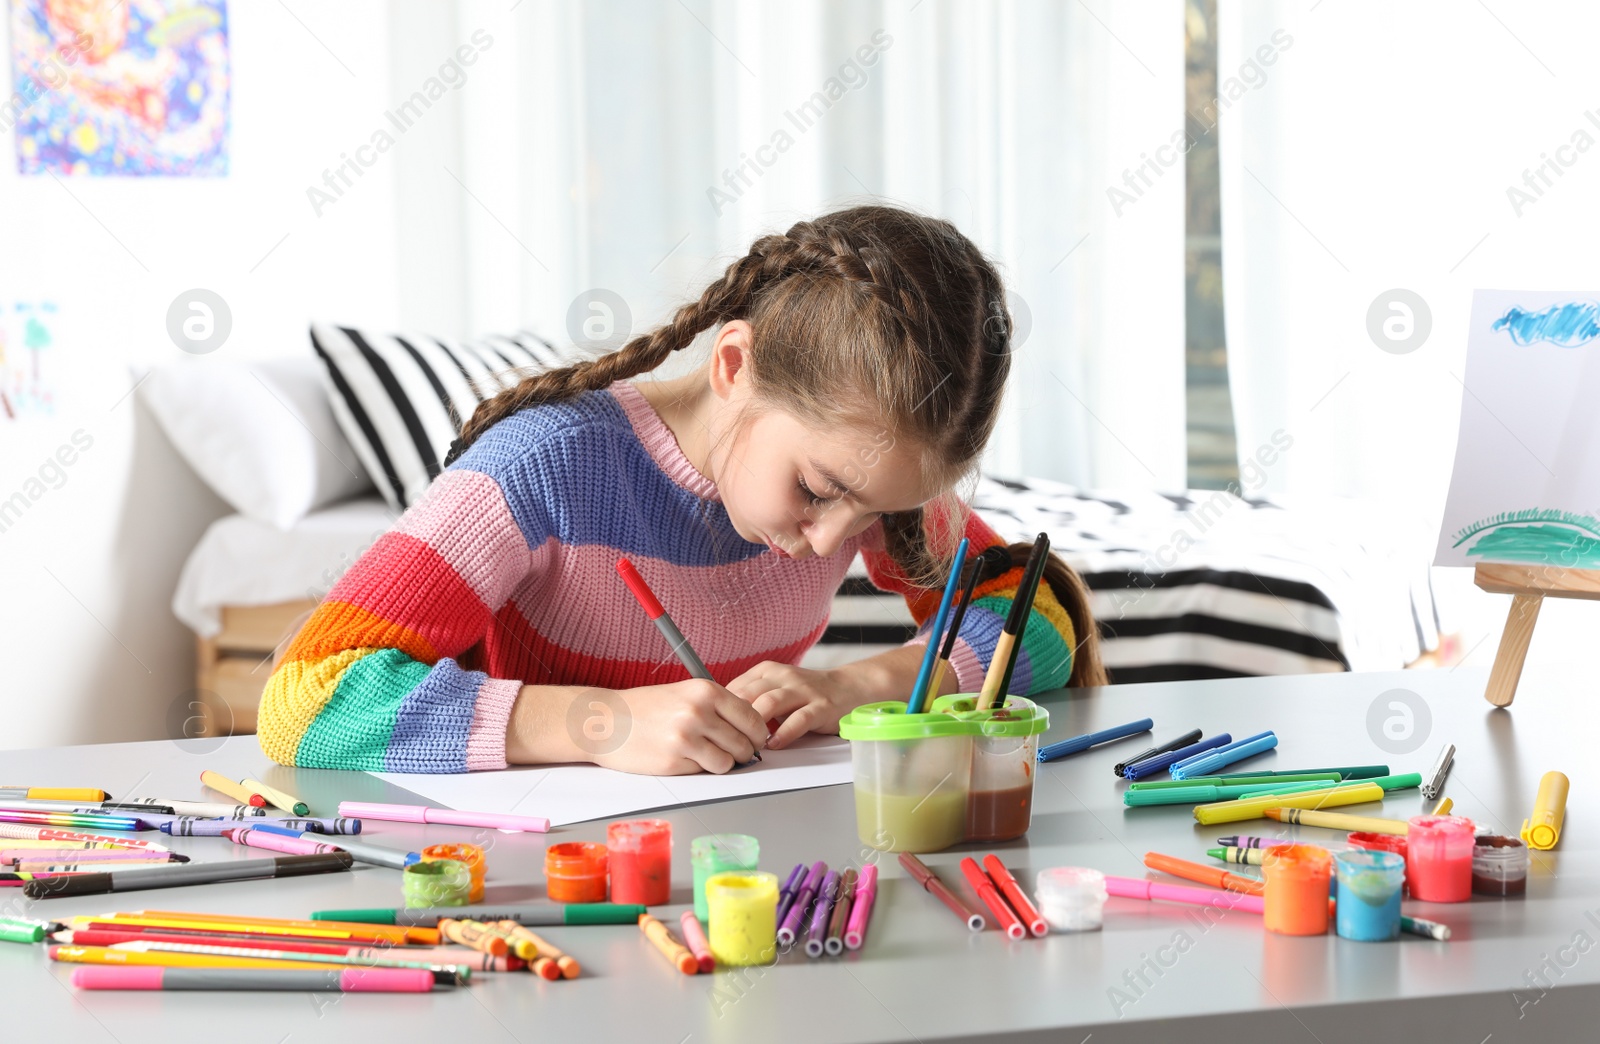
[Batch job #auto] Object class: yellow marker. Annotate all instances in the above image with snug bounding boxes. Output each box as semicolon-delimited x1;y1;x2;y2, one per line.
1432;797;1453;816
49;945;329;971
0;787;108;802
1521;770;1569;851
1193;782;1385;826
239;777;309;817
198;770;264;809
1262;807;1410;835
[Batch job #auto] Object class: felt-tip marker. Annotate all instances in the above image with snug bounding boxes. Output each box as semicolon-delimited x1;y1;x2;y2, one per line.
308;903;649;926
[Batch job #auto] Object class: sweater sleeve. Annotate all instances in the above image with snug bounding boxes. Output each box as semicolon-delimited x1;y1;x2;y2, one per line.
859;511;1078;697
257;452;540;773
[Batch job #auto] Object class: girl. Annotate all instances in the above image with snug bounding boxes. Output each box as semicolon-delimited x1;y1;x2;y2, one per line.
258;206;1104;775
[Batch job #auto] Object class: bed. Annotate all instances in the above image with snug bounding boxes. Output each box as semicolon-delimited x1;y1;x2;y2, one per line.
174;478;1443;736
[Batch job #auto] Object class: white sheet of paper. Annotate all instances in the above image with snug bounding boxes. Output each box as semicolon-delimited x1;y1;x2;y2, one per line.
1435;289;1600;567
373;733;851;827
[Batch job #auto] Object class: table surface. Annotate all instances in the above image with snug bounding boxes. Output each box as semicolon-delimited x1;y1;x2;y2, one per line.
3;666;1598;1044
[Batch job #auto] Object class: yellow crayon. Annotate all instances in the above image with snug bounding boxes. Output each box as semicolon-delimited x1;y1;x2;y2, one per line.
1262;807;1409;835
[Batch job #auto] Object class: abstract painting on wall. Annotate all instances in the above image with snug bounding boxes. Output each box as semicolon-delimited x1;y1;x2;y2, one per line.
1436;290;1600;568
7;0;230;176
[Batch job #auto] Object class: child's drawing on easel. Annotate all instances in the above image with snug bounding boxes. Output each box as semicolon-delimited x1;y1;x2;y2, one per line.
0;300;59;420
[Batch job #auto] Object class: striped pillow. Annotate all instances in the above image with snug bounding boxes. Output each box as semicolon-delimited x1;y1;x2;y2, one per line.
310;322;586;511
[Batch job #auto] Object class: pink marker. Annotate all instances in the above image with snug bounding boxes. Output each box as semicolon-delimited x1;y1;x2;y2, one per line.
844;863;878;950
1104;875;1266;914
223;828;338;857
337;801;550;834
678;911;714;973
70;966;435;992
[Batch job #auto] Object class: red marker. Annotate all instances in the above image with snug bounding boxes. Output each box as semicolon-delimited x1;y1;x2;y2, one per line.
616;559;712;680
960;856;1025;939
982;854;1048;937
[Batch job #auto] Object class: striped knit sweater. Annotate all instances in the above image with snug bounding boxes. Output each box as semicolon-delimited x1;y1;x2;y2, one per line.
257;382;1077;772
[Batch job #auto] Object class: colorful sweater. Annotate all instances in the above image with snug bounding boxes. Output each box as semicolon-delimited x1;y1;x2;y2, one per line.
257;382;1077;772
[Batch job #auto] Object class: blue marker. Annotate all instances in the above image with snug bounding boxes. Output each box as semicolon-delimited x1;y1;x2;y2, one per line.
1124;733;1233;780
1170;731;1277;780
1038;718;1154;763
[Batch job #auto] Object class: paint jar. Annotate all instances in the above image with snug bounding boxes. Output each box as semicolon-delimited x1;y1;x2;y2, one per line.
402;859;471;908
691;834;759;922
1261;844;1332;936
1406;815;1476;902
705;870;778;967
544;842;608;904
1034;867;1108;932
1334;850;1404;941
607;819;671;906
1347;831;1410;893
1472;834;1529;896
839;702;974;852
934;695;1050;843
421;843;485;903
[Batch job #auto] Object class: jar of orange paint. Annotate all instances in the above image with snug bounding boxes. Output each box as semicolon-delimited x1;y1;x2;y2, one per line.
545;842;609;903
1261;843;1332;936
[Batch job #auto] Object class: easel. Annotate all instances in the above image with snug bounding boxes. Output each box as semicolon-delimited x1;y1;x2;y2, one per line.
1475;562;1600;706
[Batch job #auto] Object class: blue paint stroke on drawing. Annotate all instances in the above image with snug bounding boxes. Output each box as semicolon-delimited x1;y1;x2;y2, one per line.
1491;302;1600;347
1454;507;1600;566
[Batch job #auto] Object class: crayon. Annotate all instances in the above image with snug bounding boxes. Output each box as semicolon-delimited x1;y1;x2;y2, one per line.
1214;836;1293;850
1262;807;1410;835
640;913;698;975
679;911;715;973
437;918;507;957
495;921;580;979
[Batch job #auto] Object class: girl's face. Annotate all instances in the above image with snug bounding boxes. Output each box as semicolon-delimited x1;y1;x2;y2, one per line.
709;404;945;560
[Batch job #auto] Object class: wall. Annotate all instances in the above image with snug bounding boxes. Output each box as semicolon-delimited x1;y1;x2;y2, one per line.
0;2;417;748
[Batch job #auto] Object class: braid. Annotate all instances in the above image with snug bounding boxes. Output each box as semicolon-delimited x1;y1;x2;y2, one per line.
444;231;816;466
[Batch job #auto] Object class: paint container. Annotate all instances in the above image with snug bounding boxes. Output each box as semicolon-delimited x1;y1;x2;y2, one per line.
402;859;471;909
839;702;974;852
1261;844;1332;936
935;695;1050;843
1334;850;1404;941
607;819;671;906
705;870;778;967
1406;815;1476;902
545;842;608;904
1034;867;1108;932
421;843;485;903
691;834;759;922
1347;831;1410;893
1472;834;1529;896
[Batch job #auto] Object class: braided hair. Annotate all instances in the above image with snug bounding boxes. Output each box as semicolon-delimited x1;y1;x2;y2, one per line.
444;206;1103;685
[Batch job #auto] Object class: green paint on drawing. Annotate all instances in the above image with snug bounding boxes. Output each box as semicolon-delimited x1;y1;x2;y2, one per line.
1464;523;1600;567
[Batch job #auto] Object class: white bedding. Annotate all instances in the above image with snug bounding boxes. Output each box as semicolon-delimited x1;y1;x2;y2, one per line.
172;497;399;637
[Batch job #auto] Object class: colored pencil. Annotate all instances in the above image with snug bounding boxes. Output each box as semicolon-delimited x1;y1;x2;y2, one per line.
104;910;430;945
21;853;354;899
906;537;969;714
96;940;468;984
307;903;645;928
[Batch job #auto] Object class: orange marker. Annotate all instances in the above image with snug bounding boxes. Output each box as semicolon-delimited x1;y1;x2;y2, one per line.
495;920;579;979
1143;852;1264;897
640;913;697;975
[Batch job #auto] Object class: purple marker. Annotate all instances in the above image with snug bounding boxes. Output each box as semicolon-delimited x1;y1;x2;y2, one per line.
778;861;826;947
773;863;806;928
805;870;840;958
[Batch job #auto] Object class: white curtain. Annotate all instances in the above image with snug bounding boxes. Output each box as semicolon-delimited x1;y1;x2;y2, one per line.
392;0;1187;488
1217;0;1600;524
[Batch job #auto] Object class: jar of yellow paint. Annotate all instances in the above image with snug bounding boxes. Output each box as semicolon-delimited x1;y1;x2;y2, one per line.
705;871;778;966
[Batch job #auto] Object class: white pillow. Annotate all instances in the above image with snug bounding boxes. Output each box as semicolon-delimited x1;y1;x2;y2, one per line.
140;356;374;529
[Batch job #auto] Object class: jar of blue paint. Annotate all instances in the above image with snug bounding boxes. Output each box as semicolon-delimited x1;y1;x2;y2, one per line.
1334;850;1405;941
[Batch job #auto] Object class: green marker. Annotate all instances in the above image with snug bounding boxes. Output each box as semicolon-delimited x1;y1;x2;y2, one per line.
1124;779;1339;807
313;902;648;927
0;917;49;944
1127;772;1343;791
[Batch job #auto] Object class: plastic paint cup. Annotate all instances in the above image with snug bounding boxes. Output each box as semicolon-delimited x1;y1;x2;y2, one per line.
1406;815;1476;902
1334;850;1404;941
937;695;1049;844
607;819;671;906
1472;834;1529;896
421;843;485;903
403;859;471;908
1034;867;1108;932
691;834;759;922
545;842;609;904
706;871;779;967
839;703;974;853
1261;844;1332;936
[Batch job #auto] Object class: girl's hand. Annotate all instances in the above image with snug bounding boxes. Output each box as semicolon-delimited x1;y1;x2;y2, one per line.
591;679;770;776
726;661;882;750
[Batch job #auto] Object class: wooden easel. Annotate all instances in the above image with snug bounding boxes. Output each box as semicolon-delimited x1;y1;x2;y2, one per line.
1475;562;1600;706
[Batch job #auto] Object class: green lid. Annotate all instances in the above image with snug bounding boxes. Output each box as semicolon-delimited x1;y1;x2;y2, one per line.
838;701;975;741
0;922;45;944
933;694;1051;737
